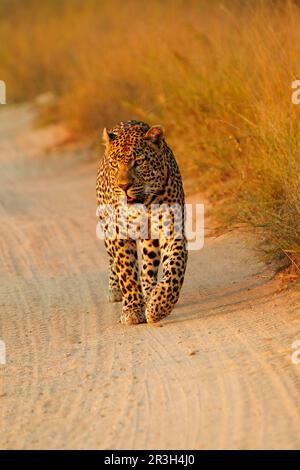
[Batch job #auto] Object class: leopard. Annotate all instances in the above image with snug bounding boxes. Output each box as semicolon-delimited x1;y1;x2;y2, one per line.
96;120;188;325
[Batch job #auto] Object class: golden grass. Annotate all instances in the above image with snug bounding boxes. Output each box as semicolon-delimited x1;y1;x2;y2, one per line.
0;0;299;263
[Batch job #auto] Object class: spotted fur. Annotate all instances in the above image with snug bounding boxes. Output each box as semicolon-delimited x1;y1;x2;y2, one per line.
96;120;187;324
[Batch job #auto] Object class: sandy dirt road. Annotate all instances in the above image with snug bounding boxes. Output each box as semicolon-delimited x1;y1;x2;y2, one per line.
0;104;300;450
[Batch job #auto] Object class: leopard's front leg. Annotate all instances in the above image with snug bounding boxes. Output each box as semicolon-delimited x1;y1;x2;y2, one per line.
105;240;122;302
106;238;146;325
145;239;187;323
140;239;161;302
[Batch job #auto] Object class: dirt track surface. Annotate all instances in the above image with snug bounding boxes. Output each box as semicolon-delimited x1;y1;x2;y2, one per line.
0;104;300;450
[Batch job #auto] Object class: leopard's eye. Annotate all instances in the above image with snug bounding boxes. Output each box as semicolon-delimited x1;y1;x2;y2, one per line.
109;158;118;169
134;156;146;166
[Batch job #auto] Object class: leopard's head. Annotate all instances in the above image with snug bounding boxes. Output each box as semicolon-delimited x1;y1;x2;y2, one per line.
103;120;169;204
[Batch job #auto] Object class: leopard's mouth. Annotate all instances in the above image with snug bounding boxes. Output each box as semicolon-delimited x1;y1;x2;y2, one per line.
125;193;145;204
126;195;144;204
126;196;135;203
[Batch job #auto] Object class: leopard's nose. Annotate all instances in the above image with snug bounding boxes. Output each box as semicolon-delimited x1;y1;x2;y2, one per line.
118;182;131;192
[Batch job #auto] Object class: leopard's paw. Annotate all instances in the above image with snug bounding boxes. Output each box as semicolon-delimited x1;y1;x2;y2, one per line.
120;305;146;325
145;307;171;323
145;296;172;323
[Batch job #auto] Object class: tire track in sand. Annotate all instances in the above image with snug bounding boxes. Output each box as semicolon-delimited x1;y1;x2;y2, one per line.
0;103;300;449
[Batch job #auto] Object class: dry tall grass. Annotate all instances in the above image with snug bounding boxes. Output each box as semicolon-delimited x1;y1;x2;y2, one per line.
0;0;299;264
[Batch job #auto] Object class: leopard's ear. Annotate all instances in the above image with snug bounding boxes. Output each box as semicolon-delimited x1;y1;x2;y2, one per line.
144;125;164;146
102;128;116;147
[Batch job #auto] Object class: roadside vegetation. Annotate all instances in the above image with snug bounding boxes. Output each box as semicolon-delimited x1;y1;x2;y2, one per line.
0;0;299;268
